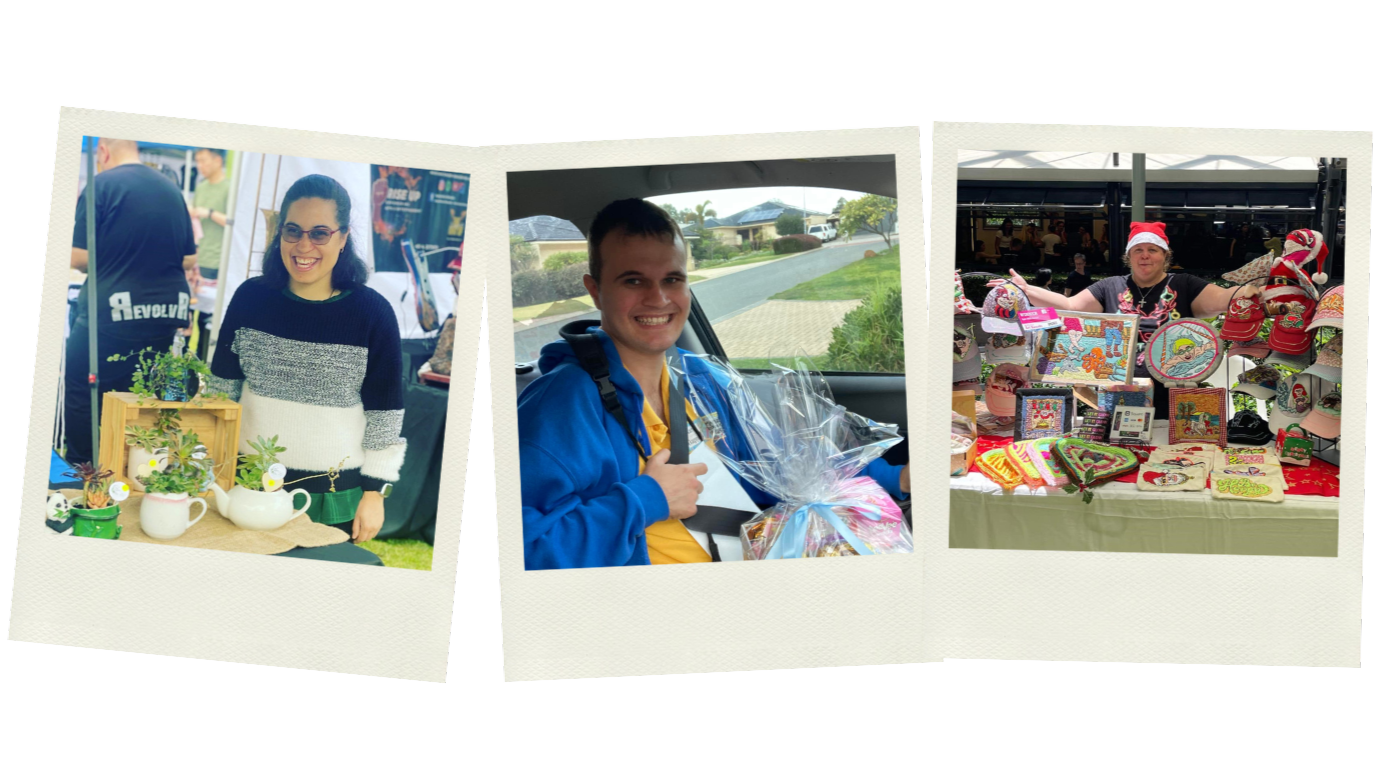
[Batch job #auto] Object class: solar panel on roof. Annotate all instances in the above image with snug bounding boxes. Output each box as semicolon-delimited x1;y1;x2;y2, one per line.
740;208;784;223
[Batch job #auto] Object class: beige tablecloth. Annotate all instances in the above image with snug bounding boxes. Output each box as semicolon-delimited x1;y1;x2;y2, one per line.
62;490;348;555
949;473;1339;557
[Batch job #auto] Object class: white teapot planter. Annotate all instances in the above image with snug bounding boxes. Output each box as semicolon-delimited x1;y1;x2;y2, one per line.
140;491;208;540
209;484;310;532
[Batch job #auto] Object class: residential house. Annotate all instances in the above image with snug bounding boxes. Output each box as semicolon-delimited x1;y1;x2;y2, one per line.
684;200;830;248
509;214;696;268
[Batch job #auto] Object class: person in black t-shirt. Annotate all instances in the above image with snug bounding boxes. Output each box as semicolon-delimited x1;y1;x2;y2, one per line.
66;138;198;465
1062;253;1092;296
987;222;1231;414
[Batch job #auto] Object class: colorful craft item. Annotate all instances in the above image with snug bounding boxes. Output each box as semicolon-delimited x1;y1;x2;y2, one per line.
1227;339;1271;360
1168;386;1228;447
1300;391;1341;440
1145;318;1224;386
1050;438;1140;486
981;283;1030;336
1221;445;1281;466
1004;440;1048;488
1136;464;1207;492
952;269;979;314
952;315;982;384
1075;409;1112;443
1276;424;1314;466
1306;285;1344;332
1014;389;1074;440
1095;380;1154;414
1305;334;1343;384
977;448;1025;491
1031;311;1138;386
1219;284;1265;341
1232;364;1282;400
1211;474;1285;503
984;330;1031;365
1268;373;1316;434
985;363;1029;418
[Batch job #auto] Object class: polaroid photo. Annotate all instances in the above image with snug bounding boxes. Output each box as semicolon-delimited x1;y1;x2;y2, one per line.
9;108;479;681
939;122;1365;665
485;128;931;680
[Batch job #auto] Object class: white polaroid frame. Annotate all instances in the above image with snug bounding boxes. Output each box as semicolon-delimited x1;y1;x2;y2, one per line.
485;128;932;680
10;109;480;681
935;123;1366;666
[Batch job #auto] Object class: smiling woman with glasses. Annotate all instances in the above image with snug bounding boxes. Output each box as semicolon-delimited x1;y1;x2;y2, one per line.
207;173;407;545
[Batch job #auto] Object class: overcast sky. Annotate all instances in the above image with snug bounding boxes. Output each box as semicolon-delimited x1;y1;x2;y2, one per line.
647;186;867;221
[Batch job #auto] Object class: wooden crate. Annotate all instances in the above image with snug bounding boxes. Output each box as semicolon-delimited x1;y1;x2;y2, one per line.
97;392;242;492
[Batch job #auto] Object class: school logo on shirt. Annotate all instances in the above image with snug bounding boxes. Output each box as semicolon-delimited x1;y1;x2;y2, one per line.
108;291;190;322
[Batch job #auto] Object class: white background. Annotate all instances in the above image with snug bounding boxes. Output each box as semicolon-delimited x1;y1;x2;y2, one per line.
1;1;1387;780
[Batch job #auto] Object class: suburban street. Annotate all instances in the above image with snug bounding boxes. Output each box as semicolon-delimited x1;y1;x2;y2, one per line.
512;233;894;362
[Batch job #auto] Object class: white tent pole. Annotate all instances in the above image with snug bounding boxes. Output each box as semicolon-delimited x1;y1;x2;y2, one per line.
207;150;242;365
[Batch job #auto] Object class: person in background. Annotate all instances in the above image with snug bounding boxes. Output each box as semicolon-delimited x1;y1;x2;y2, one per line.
994;218;1015;259
1001;237;1023;270
1017;235;1041;272
1041;222;1063;265
973;239;998;266
66;138;198;467
1244;224;1269;262
1062;253;1092;297
1031;267;1054;292
1023;223;1042;252
188;147;230;362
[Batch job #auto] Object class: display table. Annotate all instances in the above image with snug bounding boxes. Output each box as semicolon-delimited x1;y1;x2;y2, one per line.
55;489;383;565
951;423;1341;557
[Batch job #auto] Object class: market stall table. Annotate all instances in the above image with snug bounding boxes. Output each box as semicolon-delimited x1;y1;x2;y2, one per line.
951;423;1340;557
56;489;383;565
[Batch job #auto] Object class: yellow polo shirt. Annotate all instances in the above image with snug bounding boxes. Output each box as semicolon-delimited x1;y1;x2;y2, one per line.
632;362;711;565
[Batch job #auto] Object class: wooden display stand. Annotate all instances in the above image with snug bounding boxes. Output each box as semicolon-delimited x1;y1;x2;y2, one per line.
97;392;242;492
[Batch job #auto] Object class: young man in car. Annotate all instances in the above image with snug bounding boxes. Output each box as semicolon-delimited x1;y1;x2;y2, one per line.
518;198;910;570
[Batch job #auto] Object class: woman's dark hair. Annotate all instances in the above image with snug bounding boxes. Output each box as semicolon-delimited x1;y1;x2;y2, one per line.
258;174;369;291
1032;268;1054;289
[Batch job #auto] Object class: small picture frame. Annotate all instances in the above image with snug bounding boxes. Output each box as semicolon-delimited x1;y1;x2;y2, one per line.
1168;386;1229;448
1013;388;1075;441
1030;310;1140;387
1110;405;1156;444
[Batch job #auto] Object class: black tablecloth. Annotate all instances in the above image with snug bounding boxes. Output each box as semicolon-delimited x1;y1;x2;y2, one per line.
381;342;449;543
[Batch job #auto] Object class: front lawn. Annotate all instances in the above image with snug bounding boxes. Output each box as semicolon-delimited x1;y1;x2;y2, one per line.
770;245;901;301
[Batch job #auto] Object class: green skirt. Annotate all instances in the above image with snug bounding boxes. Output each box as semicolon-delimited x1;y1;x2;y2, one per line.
303;487;363;526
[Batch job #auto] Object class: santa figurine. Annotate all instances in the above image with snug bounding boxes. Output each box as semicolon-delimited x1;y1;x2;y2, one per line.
1222;229;1327;355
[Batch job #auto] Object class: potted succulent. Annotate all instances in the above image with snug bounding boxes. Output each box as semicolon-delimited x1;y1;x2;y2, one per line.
64;462;130;539
108;337;221;403
138;429;212;540
124;423;166;492
209;435;310;532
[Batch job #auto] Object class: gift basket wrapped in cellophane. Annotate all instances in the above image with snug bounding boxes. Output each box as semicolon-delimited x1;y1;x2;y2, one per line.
675;354;913;559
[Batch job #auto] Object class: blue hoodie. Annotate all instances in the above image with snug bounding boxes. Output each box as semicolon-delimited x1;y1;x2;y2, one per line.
517;327;907;570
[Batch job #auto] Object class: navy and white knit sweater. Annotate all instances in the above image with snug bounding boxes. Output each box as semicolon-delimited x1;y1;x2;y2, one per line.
207;279;406;494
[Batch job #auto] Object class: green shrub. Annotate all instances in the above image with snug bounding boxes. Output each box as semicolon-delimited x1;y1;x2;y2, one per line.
772;234;822;254
511;263;590;307
775;211;805;236
543;250;589;271
823;284;905;373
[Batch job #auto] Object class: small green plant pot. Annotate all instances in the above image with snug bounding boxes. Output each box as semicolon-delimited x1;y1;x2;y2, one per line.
70;505;122;539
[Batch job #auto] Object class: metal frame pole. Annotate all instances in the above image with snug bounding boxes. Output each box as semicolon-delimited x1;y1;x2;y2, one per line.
1131;152;1147;224
207;150;242;365
84;140;100;468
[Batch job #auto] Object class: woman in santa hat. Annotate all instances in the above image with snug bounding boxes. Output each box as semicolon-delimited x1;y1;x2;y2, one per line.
987;222;1232;412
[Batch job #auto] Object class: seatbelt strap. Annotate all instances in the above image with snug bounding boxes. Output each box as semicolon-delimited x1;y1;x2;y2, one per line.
561;321;647;458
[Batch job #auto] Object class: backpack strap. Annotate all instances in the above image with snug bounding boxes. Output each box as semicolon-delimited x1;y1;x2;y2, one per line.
560;320;647;458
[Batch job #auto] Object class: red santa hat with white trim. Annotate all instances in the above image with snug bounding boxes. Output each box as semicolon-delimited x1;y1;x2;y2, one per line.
1283;228;1330;286
1125;221;1170;254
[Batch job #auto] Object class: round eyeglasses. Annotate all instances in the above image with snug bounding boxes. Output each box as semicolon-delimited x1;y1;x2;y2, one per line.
280;224;343;246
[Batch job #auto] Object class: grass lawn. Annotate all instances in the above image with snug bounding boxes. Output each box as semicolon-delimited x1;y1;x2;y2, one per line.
728;355;828;371
699;249;797;270
770;244;900;301
359;538;434;570
512;296;592;322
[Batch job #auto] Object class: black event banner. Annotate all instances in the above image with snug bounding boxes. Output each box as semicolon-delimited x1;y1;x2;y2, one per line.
369;166;470;273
